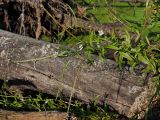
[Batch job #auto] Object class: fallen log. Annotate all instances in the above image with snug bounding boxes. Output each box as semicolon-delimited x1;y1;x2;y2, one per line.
0;29;156;118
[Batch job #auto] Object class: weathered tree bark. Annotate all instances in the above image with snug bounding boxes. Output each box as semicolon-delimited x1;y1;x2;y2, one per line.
0;29;156;118
0;110;77;120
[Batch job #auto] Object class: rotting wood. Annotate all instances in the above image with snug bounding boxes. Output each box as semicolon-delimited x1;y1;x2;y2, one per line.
0;29;156;119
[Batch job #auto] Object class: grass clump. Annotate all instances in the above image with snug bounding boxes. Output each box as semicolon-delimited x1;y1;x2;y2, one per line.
0;81;121;120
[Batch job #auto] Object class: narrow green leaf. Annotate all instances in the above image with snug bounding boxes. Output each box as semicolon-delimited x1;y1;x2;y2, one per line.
120;52;133;61
106;45;119;50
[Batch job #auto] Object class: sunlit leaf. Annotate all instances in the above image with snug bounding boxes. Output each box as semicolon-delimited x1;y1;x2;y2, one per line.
120;52;133;61
106;45;119;50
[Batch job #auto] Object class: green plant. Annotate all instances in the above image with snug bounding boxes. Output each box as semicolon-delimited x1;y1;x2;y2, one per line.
0;81;118;120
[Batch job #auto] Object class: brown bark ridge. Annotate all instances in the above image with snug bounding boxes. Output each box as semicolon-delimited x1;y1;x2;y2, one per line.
0;110;78;120
0;29;156;118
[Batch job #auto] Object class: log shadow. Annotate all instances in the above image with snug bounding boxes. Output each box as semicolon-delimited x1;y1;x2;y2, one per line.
7;79;37;89
144;102;160;120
